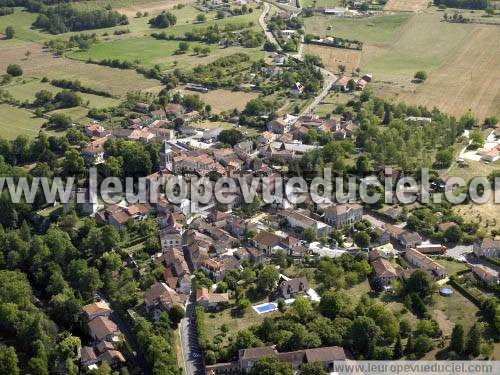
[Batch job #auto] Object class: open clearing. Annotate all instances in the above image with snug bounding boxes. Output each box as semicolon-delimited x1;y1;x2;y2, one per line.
384;0;429;12
178;88;258;113
0;43;162;96
68;39;264;70
304;44;361;75
0;104;47;139
5;78;121;108
304;11;500;119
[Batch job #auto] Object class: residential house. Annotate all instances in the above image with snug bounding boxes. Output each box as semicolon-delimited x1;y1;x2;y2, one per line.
404;248;447;279
267;117;290;134
278;277;308;299
80;341;126;368
82;135;109;164
371;257;398;288
289;82;304;95
160;217;184;250
384;224;422;249
280;209;332;237
196;287;229;310
324;7;347;16
84;122;110;138
206;345;348;374
473;265;499;284
324;203;363;228
82;301;111;321
253;230;282;255
356;78;368;90
473;237;500;257
165;103;185;117
144;282;185;312
88;316;121;342
200;258;225;281
333;76;350;91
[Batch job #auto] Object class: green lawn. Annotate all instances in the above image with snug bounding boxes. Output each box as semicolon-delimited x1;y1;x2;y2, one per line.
435;259;470;275
0;104;47;139
5;78;121;109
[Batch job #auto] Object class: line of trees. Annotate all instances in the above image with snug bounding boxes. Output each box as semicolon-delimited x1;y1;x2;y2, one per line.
50;78;114;98
33;4;128;34
435;0;490;9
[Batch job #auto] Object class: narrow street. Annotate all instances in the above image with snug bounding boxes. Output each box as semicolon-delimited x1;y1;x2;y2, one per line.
179;291;204;375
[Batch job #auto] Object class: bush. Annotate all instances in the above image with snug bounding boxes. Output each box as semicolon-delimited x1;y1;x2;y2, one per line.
5;25;15;39
414;71;428;82
6;64;23;77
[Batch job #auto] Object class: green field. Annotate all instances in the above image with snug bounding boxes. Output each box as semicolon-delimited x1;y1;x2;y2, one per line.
5;78;121;108
67;38;264;70
0;104;48;139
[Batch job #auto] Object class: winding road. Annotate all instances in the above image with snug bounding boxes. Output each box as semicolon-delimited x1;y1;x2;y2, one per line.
258;1;337;116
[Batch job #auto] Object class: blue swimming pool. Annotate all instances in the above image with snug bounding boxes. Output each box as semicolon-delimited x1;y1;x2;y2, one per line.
255;303;277;313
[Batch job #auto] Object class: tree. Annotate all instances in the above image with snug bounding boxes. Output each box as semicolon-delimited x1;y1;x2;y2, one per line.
178;41;189;52
414;71;427;82
292;296;313;322
319;290;352;319
406;270;433;298
6;64;22;77
49;113;72;129
58;335;81;359
264;41;278;52
393;334;403;359
349;316;380;356
196;14;206;22
304;228;316;242
218;128;244;146
444;225;462;243
300;362;327;375
257;265;279;292
450;324;464;354
435;149;453;168
465;324;481;357
216;10;225;19
5;26;15;39
0;346;19;375
353;231;370;249
405;333;414;355
251;357;293;375
169;305;185;328
413;335;433;358
347;79;356;92
238;298;251;313
149;12;177;28
62;149;85;176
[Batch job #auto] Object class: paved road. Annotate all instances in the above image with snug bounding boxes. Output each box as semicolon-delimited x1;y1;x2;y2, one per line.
259;2;282;51
258;1;337;116
179;291;204;375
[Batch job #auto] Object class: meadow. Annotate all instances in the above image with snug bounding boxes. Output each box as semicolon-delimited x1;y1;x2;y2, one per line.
5;78;121;108
0;104;48;140
303;11;500;119
176;88;259;113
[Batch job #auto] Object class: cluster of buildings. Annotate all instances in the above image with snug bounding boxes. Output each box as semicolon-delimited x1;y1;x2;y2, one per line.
206;345;349;374
80;301;125;370
333;74;372;92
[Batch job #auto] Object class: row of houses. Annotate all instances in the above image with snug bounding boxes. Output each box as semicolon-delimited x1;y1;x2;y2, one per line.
80;301;125;369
